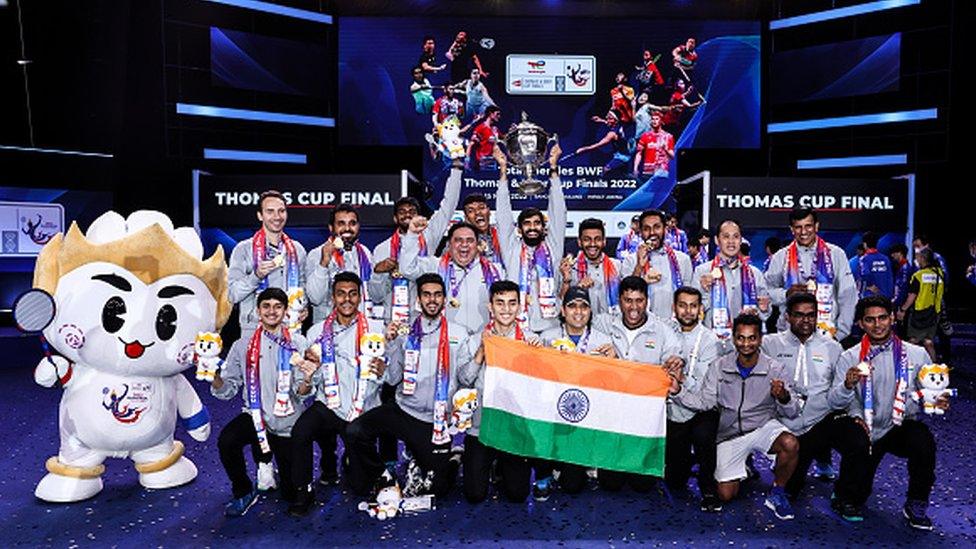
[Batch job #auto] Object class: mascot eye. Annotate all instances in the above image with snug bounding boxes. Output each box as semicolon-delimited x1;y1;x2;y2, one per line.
155;304;178;341
101;296;127;333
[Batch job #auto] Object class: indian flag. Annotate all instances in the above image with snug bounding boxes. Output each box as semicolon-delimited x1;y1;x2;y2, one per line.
480;335;670;476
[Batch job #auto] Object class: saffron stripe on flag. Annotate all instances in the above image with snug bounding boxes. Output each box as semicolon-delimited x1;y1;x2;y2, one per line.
483;335;671;396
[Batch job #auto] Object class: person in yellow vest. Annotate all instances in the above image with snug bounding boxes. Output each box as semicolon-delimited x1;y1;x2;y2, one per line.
896;248;945;361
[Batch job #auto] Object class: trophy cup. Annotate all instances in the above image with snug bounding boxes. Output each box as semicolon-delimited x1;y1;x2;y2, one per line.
498;112;558;196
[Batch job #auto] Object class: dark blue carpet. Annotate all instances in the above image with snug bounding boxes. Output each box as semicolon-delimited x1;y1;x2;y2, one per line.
1;331;974;547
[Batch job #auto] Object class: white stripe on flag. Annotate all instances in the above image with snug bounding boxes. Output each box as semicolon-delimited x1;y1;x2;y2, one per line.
484;366;666;439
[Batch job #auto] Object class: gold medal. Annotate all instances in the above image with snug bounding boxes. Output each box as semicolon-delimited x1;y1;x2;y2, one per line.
806;279;818;293
397;324;410;336
710;267;723;279
450;297;460;308
392;270;401;279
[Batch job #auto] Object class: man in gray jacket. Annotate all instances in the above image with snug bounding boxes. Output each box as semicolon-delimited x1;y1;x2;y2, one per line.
592;275;684;492
493;143;566;336
762;292;869;521
676;313;800;520
765;208;857;341
287;272;395;516
227;191;307;337
346;273;474;498
212;288;308;516
306;204;375;322
828;295;948;530
666;286;724;512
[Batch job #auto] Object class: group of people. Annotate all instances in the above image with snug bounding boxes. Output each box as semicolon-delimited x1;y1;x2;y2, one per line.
210;144;947;531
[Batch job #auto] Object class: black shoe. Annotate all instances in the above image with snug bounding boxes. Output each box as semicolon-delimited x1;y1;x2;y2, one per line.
370;469;397;499
318;472;340;487
903;499;933;531
830;497;864;522
287;489;315;517
700;494;723;513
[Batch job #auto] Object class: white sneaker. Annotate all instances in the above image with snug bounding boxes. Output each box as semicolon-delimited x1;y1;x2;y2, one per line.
256;462;277;492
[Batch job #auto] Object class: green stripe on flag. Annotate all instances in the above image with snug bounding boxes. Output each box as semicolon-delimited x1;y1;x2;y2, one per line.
480;408;665;477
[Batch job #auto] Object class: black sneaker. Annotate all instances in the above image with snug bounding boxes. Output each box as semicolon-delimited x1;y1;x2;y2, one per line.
700;494;723;513
830;497;864;522
288;488;315;517
903;499;933;531
318;472;340;487
532;477;553;502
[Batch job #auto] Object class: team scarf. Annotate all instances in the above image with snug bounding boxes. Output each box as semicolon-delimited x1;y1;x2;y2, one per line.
576;253;620;313
252;229;299;292
785;237;836;335
316;311;368;419
709;255;758;339
245;326;296;454
518;242;558;322
485;319;526;342
643;245;683;291
404;315;452;444
390;230;428;323
858;335;910;437
333;241;374;313
439;253;500;304
485;227;504;268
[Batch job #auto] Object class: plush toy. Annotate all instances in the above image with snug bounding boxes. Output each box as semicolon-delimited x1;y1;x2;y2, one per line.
31;210;231;502
193;331;224;382
357;481;435;520
285;286;306;331
359;332;385;381
426;115;467;160
448;388;478;435
358;484;402;521
912;364;957;415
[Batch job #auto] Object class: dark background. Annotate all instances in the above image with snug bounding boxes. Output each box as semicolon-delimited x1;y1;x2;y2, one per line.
0;0;971;315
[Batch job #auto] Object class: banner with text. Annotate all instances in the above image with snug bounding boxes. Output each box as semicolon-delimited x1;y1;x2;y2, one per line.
197;173;402;228
708;177;908;231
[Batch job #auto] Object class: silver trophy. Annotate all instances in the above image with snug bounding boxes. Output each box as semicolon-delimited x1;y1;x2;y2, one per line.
498;112;558;196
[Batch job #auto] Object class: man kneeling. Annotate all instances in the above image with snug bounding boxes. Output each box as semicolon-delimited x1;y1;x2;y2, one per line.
677;313;800;520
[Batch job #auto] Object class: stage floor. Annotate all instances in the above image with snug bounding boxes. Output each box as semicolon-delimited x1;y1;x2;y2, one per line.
1;334;973;547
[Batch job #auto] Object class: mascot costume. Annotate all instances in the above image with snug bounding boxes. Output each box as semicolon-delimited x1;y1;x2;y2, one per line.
28;210;231;502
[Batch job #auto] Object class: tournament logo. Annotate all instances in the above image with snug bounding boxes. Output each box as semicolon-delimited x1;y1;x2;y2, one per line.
101;383;151;424
557;388;590;423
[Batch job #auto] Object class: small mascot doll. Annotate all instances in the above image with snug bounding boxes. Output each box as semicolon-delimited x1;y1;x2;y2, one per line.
425;115;467;161
285;287;306;331
359;333;385;381
31;210;231;502
912;364;957;415
193;332;224;382
448;388;478;435
358;484;403;521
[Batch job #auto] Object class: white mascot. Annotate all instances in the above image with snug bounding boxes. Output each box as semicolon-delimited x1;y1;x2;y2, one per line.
31;210;231;502
193;332;224;382
912;364;957;415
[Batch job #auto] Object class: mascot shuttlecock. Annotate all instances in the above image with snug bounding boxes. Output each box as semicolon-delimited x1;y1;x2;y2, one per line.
30;210;231;502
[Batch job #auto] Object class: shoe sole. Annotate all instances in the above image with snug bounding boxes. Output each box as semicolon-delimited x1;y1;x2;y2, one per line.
226;494;258;517
902;508;933;531
764;498;794;520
